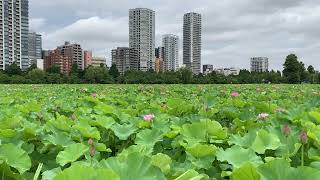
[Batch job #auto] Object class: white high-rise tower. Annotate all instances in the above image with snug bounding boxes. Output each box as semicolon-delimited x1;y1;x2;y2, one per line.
183;12;202;74
163;34;179;71
129;8;155;71
0;0;29;70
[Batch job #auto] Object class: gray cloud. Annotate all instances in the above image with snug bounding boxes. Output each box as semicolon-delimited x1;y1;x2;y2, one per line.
30;0;320;70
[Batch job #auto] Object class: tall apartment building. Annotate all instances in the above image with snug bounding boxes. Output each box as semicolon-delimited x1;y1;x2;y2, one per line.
250;57;269;72
83;50;92;69
163;34;179;71
0;0;29;70
57;42;83;70
44;49;72;74
183;12;202;74
111;47;138;74
129;8;155;71
28;32;42;65
155;47;164;73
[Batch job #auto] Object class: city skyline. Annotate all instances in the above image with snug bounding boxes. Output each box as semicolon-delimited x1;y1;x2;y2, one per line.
29;0;320;71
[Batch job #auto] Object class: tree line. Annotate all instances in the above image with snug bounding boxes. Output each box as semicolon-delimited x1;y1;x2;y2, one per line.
0;54;319;84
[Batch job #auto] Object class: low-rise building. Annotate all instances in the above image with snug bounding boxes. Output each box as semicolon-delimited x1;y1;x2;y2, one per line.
203;64;214;75
44;50;72;74
215;67;240;76
91;57;106;67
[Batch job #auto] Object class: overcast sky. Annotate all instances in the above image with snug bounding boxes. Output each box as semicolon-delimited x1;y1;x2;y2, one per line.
29;0;320;70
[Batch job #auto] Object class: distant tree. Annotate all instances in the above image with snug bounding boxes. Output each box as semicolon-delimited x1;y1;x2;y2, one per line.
70;64;79;74
299;61;309;83
27;64;37;72
307;65;316;83
109;64;120;80
283;54;301;84
308;65;316;74
26;69;46;84
9;75;26;84
0;71;10;83
5;62;22;76
46;65;61;74
84;66;113;84
178;67;193;84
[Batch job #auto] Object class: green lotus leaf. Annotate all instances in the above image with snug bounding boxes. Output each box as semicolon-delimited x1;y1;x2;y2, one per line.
0;143;31;174
231;162;260;180
135;129;163;147
186;144;217;158
228;130;256;148
258;159;320;180
151;153;172;174
74;120;101;140
216;145;262;168
42;167;62;180
111;123;137;140
56;143;89;166
0;129;16;138
95;143;112;152
309;111;320;123
174;169;209;180
91;115;115;129
53;164;119;180
251;130;281;154
181;120;227;144
308;147;320;161
49;114;73;132
101;152;166;180
44;131;74;147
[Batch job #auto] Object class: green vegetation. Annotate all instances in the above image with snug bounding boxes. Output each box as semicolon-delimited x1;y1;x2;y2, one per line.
0;54;319;84
0;85;320;179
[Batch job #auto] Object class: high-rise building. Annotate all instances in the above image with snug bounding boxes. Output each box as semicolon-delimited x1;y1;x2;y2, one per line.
183;12;202;74
111;47;138;74
163;34;179;71
44;49;72;74
91;57;106;67
155;58;164;73
155;47;164;72
28;32;42;65
250;57;269;72
203;64;214;75
129;8;155;71
0;0;29;70
83;50;92;69
57;42;83;70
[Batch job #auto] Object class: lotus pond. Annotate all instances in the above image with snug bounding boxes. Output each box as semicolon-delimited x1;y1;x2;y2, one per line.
1;85;320;180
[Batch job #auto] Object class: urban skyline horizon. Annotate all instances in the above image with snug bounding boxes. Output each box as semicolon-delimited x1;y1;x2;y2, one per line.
29;0;320;71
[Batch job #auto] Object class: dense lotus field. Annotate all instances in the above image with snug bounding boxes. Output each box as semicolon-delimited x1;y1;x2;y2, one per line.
1;85;320;180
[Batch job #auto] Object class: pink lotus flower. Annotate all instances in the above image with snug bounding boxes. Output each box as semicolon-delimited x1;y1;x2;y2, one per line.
90;146;96;157
88;138;94;145
300;131;308;144
144;114;155;121
282;124;291;137
91;93;97;98
276;108;287;113
231;92;240;97
258;113;270;119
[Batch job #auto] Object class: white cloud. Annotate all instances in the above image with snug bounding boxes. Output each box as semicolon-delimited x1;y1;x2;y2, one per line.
30;0;320;70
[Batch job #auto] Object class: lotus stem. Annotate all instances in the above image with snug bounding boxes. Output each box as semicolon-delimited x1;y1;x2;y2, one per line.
301;144;304;167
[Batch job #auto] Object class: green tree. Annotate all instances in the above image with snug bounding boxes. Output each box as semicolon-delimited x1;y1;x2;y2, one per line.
46;65;61;74
84;66;113;84
25;69;46;84
177;67;193;84
109;64;120;81
307;65;316;83
283;54;301;84
4;62;22;76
